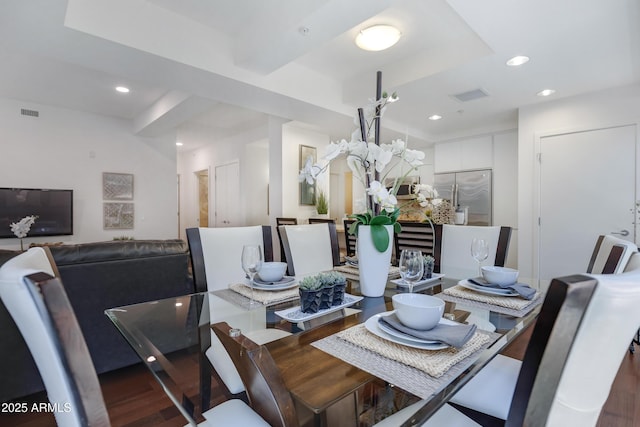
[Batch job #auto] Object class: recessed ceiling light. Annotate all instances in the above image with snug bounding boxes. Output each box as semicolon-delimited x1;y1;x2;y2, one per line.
428;114;442;121
355;25;401;51
537;89;556;97
115;86;130;93
175;142;183;146
506;56;530;67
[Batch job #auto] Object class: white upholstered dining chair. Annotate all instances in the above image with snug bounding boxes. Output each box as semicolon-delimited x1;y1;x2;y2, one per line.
377;266;640;426
186;226;290;395
279;223;341;277
439;224;512;279
0;248;270;427
444;263;640;426
586;234;638;274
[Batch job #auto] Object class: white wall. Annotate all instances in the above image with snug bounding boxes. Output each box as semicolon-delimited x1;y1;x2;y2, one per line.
0;97;178;250
518;83;640;282
281;123;330;220
177;123;270;237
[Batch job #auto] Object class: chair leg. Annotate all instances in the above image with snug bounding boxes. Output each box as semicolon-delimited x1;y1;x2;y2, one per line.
629;328;640;354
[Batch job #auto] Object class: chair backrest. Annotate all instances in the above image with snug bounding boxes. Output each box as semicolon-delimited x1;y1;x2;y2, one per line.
187;226;274;293
439;225;511;278
0;248;110;427
394;220;437;264
506;267;640;426
308;218;335;224
212;322;299;427
275;218;298;262
279;223;341;277
343;219;357;257
586;234;638;274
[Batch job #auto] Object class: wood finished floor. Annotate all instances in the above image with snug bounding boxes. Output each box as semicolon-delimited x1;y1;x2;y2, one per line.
2;327;639;427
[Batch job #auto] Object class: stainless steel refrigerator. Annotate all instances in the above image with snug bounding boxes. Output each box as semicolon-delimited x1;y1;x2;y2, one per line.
434;169;492;226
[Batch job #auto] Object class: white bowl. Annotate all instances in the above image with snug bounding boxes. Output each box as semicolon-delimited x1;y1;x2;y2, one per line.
481;266;519;286
257;262;287;282
392;293;445;330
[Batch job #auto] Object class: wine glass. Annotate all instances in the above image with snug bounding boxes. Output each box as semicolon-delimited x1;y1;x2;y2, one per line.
399;249;424;293
241;245;263;308
470;238;489;277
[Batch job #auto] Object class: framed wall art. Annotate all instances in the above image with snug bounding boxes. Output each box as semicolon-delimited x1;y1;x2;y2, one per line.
299;145;316;206
103;172;134;200
103;202;134;229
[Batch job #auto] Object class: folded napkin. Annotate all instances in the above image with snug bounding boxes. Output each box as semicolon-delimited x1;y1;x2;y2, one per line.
378;313;476;349
468;277;537;300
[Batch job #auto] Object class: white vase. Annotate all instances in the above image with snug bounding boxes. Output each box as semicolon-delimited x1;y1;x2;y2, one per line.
357;225;393;297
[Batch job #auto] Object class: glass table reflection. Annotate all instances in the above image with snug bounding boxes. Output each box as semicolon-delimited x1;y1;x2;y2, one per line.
105;279;539;426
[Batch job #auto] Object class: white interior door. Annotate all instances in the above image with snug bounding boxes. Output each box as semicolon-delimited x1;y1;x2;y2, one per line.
215;161;240;227
538;125;636;286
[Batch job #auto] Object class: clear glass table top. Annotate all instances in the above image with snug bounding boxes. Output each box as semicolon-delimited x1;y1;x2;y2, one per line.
105;278;539;426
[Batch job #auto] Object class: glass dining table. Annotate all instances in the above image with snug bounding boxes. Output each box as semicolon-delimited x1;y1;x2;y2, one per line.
105;274;541;427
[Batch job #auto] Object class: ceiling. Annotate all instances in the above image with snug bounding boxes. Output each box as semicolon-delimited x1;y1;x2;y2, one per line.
0;0;638;150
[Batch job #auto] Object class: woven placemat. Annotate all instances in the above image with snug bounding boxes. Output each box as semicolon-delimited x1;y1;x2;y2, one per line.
333;265;401;280
438;285;543;317
226;283;300;306
312;325;498;400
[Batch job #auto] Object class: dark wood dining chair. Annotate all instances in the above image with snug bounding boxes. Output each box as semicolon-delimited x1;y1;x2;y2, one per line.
213;322;300;427
0;248;270;427
394;220;439;265
343;218;358;257
276;218;298;262
308;217;336;224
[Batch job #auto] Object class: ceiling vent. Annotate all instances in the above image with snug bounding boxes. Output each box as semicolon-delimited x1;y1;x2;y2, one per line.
20;108;39;117
452;88;490;102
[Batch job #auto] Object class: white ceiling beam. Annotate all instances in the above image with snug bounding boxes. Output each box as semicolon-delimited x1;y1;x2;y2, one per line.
234;0;394;74
133;92;218;137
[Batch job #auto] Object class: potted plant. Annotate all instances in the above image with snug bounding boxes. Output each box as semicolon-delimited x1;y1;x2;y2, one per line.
316;190;329;216
299;73;427;297
422;255;435;279
317;271;347;306
298;276;323;313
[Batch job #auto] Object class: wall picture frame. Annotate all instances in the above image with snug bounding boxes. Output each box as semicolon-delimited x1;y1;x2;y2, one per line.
103;202;134;229
299;145;317;205
103;172;134;200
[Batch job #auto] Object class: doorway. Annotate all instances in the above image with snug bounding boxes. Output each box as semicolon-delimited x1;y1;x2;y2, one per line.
536;124;637;287
195;169;209;227
214;161;240;227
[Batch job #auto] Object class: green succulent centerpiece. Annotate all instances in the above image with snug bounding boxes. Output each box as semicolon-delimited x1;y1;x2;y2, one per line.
299;74;426;253
298;271;347;313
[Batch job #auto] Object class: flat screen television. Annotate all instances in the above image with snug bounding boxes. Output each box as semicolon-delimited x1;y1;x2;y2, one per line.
0;188;73;238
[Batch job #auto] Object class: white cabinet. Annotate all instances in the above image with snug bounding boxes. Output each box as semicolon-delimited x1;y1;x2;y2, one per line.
434;136;493;173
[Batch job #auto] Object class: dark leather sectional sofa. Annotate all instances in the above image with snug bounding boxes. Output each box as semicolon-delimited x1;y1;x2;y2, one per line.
0;239;193;402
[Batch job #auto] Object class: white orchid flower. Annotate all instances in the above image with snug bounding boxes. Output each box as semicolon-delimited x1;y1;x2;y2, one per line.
366;181;397;212
10;215;37;238
367;143;393;173
389;139;406;155
298;156;319;185
403;148;425;167
323;139;349;161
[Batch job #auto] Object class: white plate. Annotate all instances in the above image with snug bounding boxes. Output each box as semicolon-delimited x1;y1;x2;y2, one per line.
391;273;444;288
250;278;298;291
253;276;295;286
275;294;363;322
364;311;450;350
459;280;519;297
